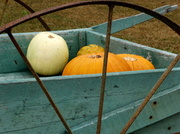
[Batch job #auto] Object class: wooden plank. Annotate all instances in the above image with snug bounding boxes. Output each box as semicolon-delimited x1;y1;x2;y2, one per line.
86;30;180;69
0;69;180;133
0;71;33;82
132;113;180;134
91;5;178;34
71;84;180;134
1;28;179;75
0;29;87;74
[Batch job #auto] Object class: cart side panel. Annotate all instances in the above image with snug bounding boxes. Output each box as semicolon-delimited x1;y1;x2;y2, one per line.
1;29;179;74
132;112;180;134
85;31;179;69
0;29;86;74
71;84;180;134
91;5;178;34
0;69;180;134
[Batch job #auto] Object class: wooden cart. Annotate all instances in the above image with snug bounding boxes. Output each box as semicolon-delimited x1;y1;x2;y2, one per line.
0;1;179;134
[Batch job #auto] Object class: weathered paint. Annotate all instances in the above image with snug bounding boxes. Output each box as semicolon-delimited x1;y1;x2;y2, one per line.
0;29;88;73
85;30;179;69
133;113;180;134
91;5;178;34
71;84;180;134
0;69;180;134
1;29;178;75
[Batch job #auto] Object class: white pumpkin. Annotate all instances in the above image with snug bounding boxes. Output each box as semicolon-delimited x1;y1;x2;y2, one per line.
26;32;69;76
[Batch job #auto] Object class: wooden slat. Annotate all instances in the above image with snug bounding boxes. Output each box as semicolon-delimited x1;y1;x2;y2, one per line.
132;112;180;134
91;5;178;34
71;84;180;134
0;29;87;74
0;69;180;133
0;71;32;82
86;30;179;69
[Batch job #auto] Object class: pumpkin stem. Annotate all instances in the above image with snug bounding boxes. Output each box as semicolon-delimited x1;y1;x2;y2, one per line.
123;56;137;61
88;55;102;59
48;34;54;38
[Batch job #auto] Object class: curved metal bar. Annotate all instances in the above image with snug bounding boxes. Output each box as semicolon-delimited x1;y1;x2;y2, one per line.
0;0;179;35
96;5;114;134
14;0;51;31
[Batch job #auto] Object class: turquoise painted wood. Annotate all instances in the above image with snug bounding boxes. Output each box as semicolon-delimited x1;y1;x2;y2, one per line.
0;70;180;134
0;5;179;134
0;29;88;74
91;5;178;34
133;113;180;134
70;83;180;134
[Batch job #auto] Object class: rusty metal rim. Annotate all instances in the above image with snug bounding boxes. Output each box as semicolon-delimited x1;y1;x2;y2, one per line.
0;0;180;35
14;0;51;31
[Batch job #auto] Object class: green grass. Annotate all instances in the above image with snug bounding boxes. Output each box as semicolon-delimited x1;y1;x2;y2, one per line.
0;0;179;53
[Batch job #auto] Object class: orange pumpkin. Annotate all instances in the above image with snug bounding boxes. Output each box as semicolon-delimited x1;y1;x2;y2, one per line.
117;54;155;71
62;52;131;75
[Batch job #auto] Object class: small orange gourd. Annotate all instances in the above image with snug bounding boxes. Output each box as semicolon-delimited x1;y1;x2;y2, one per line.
77;44;104;56
62;52;131;75
117;54;155;71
